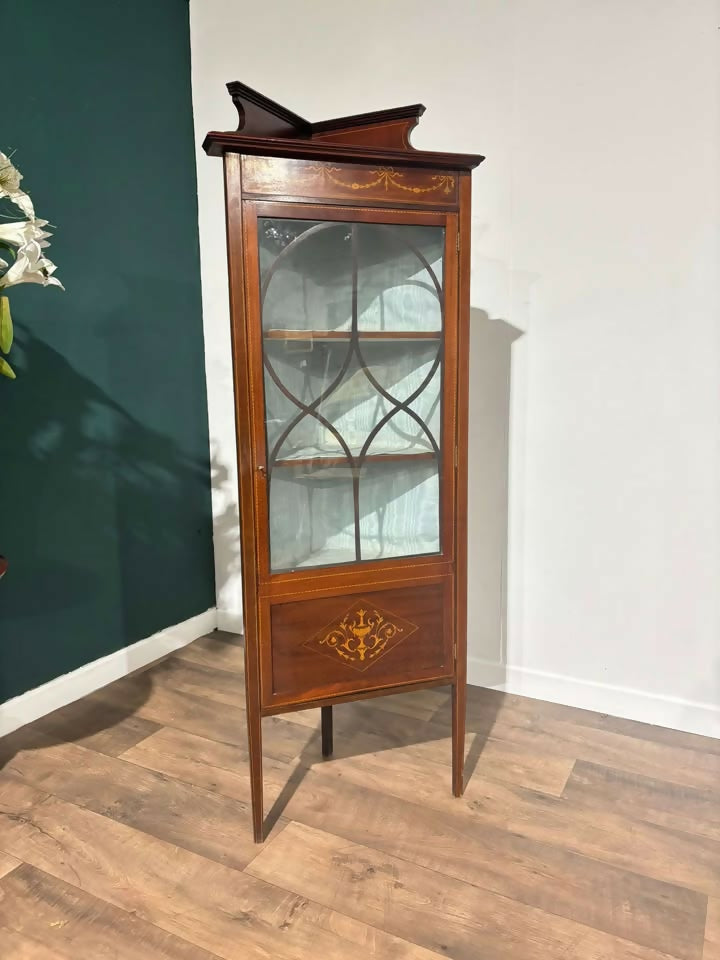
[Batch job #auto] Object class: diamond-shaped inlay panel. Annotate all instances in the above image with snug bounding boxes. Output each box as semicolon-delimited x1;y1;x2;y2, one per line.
305;599;419;672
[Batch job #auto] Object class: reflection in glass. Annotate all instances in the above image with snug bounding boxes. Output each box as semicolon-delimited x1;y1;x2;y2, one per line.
259;217;445;571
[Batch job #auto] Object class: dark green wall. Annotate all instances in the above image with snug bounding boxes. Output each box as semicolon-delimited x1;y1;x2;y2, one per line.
0;1;215;702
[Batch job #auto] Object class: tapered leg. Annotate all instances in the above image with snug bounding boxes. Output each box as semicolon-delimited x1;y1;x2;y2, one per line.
321;705;333;758
451;679;466;796
247;704;263;842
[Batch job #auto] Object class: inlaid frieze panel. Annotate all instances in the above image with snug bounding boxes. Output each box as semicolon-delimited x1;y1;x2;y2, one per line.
242;156;459;207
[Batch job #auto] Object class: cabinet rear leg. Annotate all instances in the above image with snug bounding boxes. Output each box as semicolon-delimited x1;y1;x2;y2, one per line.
321;705;333;758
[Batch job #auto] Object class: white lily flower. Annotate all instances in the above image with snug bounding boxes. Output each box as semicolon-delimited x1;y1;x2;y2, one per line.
0;219;52;248
0;148;63;388
0;238;63;291
0;216;63;292
0;152;35;219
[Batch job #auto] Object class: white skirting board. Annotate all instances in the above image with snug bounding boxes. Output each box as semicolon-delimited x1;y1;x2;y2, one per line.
0;608;217;739
216;608;243;635
468;656;720;740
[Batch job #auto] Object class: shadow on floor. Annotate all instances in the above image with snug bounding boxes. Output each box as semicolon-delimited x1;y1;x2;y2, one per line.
0;667;155;771
261;679;510;835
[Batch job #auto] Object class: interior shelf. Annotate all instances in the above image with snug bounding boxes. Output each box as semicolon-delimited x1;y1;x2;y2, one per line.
289;541;440;569
272;451;437;470
265;329;441;342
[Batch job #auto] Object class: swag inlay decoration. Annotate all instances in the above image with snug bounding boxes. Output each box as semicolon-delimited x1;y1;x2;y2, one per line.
308;163;456;195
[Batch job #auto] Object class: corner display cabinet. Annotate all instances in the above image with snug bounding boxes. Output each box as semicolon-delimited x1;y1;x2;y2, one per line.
204;82;483;841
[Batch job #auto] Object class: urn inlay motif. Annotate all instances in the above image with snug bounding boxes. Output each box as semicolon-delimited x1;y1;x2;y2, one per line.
305;600;418;672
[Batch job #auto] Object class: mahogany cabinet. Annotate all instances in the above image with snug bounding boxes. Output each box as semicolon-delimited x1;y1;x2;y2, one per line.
204;82;483;841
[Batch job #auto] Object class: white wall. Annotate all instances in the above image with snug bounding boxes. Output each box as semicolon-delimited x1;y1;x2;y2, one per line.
190;0;720;737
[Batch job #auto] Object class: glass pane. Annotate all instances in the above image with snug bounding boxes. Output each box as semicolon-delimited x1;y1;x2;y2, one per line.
356;224;444;332
268;463;356;570
259;217;445;572
358;461;440;561
265;340;355;461
260;219;353;333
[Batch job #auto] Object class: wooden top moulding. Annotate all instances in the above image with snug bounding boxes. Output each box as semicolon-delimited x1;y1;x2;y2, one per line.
203;81;484;171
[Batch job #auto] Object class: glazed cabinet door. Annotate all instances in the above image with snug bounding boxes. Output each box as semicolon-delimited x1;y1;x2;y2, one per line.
244;203;458;579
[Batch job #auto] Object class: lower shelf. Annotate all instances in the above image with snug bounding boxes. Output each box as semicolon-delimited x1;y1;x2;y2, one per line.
287;541;440;571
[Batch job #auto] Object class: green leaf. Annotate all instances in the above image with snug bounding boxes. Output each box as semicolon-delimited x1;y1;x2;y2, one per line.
0;297;12;354
0;356;16;379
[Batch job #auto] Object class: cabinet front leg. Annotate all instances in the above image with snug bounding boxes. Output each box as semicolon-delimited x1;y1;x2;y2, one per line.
321;705;333;758
451;680;466;796
247;706;264;842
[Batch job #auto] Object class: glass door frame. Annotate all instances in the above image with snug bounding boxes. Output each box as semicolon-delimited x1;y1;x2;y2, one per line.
241;199;459;585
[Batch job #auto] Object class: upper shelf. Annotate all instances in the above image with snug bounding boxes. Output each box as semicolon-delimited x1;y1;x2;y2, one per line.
264;329;441;342
203;81;484;172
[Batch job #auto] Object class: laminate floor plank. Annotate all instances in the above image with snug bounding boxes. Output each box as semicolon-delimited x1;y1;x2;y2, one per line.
120;725;707;960
97;675;316;763
564;760;720;842
296;899;445;959
0;849;21;879
705;900;720;960
248;821;687;960
120;726;292;808
2;735;278;870
279;699;575;795
0;862;223;960
1;927;68;960
209;630;244;644
0;777;443;960
367;687;451;722
458;687;720;757
20;696;160;758
154;656;244;708
174;632;244;672
384;730;574;795
309;738;720;899
444;698;720;791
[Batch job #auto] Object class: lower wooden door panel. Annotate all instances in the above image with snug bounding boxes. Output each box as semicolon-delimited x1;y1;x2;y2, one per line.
260;579;454;708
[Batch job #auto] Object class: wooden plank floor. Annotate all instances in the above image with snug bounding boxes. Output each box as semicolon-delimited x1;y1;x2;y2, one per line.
0;630;717;959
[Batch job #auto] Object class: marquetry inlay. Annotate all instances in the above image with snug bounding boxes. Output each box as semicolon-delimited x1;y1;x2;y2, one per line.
305;600;418;672
308;163;456;195
240;156;460;206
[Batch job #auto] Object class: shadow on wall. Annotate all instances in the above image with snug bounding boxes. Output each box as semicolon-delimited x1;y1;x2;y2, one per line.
466;307;524;689
210;452;243;625
0;329;215;704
